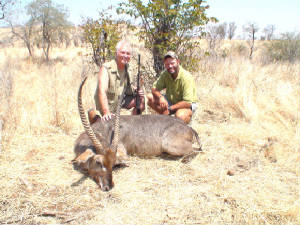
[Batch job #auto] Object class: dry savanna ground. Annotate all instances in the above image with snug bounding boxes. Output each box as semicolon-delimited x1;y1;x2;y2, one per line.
0;35;299;225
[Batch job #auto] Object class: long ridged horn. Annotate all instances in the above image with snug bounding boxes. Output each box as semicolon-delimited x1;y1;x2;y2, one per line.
111;64;128;152
78;76;105;154
110;90;122;152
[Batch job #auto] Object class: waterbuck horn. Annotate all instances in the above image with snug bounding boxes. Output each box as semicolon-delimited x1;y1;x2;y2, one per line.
110;94;122;152
78;76;105;154
110;64;128;152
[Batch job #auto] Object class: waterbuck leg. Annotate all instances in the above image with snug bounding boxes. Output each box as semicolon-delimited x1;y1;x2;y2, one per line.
180;151;200;163
115;143;129;166
161;126;195;157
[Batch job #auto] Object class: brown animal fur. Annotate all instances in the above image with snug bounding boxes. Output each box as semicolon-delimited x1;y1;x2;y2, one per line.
73;77;202;191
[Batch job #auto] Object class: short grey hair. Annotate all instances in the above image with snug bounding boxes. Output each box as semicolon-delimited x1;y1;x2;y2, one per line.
116;39;132;53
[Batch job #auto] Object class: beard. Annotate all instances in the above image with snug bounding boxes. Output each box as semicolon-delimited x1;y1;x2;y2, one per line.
167;67;178;76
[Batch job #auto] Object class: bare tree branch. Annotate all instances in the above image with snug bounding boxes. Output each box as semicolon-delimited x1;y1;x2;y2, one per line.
0;0;14;20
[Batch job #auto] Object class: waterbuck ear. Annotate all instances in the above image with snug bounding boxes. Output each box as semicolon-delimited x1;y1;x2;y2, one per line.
72;149;95;164
94;154;105;165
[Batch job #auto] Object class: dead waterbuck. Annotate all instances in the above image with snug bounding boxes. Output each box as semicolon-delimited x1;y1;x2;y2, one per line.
73;76;202;191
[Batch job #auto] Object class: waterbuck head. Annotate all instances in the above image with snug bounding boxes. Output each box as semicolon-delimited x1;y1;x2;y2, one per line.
86;149;116;191
77;76;117;191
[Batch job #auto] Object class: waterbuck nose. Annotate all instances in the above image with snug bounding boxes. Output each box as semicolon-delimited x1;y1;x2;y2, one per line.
102;185;111;192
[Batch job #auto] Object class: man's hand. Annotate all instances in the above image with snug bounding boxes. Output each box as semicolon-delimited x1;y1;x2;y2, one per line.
132;86;144;98
158;96;168;109
101;113;115;121
137;89;144;98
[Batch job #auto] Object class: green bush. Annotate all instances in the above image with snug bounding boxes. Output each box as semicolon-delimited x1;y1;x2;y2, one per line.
263;32;300;63
232;42;248;57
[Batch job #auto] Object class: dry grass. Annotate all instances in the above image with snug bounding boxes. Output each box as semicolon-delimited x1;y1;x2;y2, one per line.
0;39;299;225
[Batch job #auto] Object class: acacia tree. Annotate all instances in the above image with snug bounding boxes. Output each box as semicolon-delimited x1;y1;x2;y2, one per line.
205;22;227;54
27;0;70;61
228;22;237;40
243;22;259;59
205;24;220;52
263;24;275;41
4;0;36;57
9;18;36;57
81;8;121;67
118;0;216;75
217;22;227;39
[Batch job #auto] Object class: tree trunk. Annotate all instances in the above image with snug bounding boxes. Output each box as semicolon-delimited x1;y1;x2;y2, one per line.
152;47;164;77
46;42;50;61
25;42;33;57
152;39;165;77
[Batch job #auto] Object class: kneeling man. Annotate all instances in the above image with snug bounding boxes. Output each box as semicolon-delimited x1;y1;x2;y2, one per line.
147;51;198;124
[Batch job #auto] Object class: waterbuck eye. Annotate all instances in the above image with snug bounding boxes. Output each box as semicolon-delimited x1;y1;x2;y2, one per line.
96;161;103;167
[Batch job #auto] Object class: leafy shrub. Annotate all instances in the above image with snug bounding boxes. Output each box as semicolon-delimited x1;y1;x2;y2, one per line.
262;32;300;63
233;42;248;57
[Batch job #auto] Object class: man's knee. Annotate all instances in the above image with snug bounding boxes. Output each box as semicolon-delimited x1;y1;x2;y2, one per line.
146;93;154;103
175;109;192;124
88;109;100;124
146;93;156;107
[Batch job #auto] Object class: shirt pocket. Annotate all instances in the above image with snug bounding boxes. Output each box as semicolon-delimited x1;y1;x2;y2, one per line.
106;90;115;103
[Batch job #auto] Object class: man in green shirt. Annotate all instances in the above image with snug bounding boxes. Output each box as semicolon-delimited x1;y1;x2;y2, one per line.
147;51;198;124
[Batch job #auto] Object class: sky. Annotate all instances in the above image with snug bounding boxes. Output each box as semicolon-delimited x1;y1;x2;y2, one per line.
206;0;300;37
62;0;299;37
3;0;300;37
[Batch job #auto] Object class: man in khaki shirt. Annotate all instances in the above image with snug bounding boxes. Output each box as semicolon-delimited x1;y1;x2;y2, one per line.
91;40;145;122
147;51;198;124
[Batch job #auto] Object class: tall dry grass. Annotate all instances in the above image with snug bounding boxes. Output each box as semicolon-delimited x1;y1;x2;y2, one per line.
0;40;299;225
196;57;299;167
0;47;97;136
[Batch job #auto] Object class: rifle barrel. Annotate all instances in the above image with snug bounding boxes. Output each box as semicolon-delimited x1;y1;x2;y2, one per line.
136;54;141;114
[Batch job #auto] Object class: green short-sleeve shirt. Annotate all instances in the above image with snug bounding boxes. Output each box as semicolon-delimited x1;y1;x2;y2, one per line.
153;66;197;104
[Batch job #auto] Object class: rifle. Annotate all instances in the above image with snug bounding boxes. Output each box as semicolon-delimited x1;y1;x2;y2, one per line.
136;54;141;115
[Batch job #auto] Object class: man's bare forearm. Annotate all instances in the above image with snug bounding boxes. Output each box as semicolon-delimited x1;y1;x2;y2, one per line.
170;101;191;111
151;88;163;99
98;91;110;115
